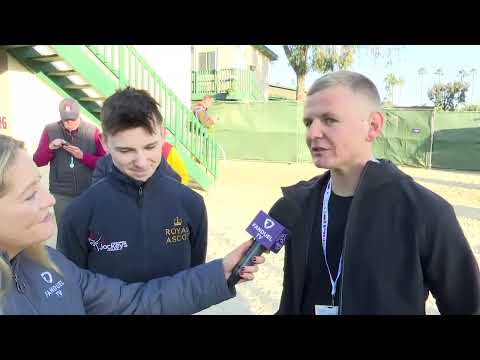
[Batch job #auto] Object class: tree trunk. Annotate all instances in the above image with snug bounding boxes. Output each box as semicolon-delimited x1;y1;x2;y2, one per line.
296;74;306;102
420;77;423;105
472;74;475;101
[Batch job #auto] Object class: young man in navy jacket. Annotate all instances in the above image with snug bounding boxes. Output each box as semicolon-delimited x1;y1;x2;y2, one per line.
57;87;208;283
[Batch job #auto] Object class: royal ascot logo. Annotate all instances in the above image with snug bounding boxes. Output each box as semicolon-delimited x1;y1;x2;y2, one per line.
165;217;190;244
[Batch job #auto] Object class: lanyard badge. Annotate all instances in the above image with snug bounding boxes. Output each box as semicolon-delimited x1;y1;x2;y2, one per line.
315;178;343;315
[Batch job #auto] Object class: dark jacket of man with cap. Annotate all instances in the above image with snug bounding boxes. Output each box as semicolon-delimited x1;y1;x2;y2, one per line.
33;98;106;224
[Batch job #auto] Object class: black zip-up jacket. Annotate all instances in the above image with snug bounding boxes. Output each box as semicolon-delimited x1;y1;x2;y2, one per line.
56;160;207;283
277;160;480;315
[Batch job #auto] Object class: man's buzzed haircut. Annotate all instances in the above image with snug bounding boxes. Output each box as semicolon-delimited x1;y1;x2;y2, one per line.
307;70;382;111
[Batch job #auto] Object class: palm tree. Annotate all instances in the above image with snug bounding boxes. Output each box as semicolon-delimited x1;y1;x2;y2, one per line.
384;73;397;103
418;67;427;104
397;77;405;105
434;68;444;84
384;73;404;105
458;69;468;82
471;68;478;102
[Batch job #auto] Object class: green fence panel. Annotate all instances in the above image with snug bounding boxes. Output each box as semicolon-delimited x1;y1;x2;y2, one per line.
206;103;480;172
432;111;480;171
208;103;435;166
207;101;305;162
373;109;433;168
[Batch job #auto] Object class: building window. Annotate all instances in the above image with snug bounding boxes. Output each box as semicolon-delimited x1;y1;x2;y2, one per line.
198;51;216;71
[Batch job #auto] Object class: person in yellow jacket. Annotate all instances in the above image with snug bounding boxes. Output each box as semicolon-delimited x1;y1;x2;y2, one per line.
161;141;189;185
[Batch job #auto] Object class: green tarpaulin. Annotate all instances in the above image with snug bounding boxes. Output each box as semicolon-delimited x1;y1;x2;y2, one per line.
373;109;433;168
207;101;307;162
205;101;480;171
431;112;480;171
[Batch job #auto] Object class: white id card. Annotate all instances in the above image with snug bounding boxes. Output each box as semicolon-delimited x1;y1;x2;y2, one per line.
315;305;339;315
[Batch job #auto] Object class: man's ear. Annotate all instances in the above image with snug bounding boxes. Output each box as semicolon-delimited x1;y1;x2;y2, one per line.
366;112;384;142
100;132;109;153
160;126;167;139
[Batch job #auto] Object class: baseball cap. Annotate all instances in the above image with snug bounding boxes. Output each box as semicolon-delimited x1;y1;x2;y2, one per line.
59;98;80;121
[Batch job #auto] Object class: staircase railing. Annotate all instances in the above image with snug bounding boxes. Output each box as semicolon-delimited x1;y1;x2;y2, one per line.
86;45;218;179
192;68;264;101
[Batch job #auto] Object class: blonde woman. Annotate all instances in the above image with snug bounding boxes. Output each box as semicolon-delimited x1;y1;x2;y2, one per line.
0;134;263;314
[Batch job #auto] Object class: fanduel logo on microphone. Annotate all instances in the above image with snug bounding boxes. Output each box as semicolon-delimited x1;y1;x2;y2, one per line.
264;219;275;229
246;211;290;253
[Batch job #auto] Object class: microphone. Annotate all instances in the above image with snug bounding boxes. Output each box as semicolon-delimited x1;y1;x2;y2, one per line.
227;197;301;289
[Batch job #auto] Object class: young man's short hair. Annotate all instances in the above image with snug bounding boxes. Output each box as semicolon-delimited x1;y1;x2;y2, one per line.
101;87;163;136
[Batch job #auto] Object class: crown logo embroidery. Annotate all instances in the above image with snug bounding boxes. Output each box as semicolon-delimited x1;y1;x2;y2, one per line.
174;217;182;226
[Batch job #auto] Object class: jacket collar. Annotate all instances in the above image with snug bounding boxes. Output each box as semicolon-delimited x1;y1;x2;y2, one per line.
281;159;410;206
0;250;10;265
108;158;169;191
57;120;82;136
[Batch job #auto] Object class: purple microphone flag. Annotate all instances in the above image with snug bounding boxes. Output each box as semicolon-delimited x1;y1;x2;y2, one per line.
245;211;290;253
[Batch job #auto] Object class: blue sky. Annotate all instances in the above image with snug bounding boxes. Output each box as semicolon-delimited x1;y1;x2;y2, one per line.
267;45;480;106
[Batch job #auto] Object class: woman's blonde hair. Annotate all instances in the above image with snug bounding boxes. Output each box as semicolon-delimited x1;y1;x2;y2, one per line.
0;134;58;299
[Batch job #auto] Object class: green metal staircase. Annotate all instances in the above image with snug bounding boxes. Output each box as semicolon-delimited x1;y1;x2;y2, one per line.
1;45;218;190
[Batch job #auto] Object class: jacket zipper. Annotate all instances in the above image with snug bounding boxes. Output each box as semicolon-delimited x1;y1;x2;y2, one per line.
11;258;40;314
138;185;144;208
70;132;78;195
12;264;26;293
137;184;147;273
338;162;370;315
13;273;26;293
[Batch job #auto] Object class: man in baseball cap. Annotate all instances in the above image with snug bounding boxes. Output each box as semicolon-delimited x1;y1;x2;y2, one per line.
33;97;106;224
59;98;80;119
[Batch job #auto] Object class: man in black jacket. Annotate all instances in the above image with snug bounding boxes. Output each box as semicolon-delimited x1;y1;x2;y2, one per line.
57;87;208;284
277;71;479;315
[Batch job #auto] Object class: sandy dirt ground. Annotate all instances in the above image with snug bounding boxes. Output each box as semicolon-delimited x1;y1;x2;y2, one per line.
41;161;480;315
